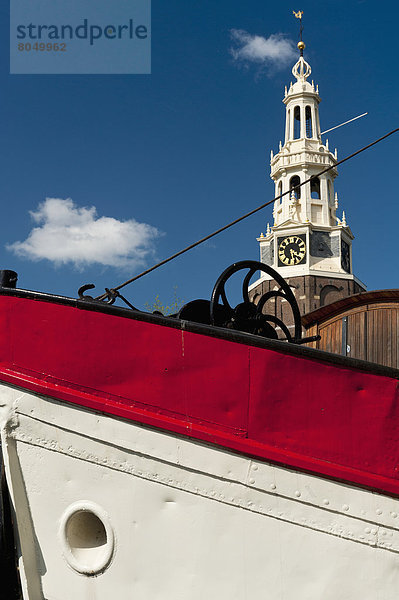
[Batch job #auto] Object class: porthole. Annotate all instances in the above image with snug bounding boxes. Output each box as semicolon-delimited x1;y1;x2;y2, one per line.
59;502;115;575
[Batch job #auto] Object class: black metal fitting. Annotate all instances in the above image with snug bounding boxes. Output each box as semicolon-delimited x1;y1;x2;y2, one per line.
0;271;18;289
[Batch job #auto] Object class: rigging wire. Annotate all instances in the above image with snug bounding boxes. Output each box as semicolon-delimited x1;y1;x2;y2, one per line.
95;127;398;301
321;112;368;135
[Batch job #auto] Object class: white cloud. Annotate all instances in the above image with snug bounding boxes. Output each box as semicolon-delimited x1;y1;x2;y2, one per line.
7;198;160;269
230;30;296;71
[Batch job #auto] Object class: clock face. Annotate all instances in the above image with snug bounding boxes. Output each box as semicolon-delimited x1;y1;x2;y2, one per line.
278;235;306;266
341;240;350;273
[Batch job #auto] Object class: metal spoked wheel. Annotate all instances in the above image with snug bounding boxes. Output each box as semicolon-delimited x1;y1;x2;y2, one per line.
210;260;302;342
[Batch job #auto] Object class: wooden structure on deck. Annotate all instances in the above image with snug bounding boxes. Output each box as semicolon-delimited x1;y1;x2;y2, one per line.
302;290;399;369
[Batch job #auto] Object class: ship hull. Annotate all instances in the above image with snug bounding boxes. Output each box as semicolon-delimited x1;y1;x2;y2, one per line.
0;290;398;598
2;386;399;599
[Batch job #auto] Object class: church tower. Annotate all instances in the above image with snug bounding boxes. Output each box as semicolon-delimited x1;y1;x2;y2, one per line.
249;37;365;321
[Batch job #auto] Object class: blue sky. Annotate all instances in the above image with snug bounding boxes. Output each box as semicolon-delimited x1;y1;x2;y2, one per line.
0;0;398;310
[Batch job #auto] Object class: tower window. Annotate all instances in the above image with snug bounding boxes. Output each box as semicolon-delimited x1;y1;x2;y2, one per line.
305;106;312;138
294;106;301;139
311;176;320;199
277;181;282;204
289;175;301;199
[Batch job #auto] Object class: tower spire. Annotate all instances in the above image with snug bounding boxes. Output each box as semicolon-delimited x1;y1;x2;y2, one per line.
250;28;366;322
260;31;354;273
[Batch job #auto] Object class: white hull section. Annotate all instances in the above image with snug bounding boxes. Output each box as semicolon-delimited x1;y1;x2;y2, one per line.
2;384;399;599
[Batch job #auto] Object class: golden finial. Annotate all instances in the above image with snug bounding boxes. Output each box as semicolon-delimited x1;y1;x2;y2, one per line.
293;10;305;56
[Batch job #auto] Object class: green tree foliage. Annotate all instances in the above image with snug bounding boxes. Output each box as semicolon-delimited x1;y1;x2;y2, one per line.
145;287;184;316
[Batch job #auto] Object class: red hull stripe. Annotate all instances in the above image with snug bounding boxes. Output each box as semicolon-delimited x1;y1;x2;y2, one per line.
0;295;398;497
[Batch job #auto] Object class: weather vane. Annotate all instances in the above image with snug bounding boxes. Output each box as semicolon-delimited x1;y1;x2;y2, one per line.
293;10;305;55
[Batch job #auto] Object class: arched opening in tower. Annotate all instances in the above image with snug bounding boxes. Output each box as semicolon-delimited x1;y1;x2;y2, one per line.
277;181;282;204
294;106;301;139
305;106;313;138
289;176;301;199
320;284;341;306
311;176;321;199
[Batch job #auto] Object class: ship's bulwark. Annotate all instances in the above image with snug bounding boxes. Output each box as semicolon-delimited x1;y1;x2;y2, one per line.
0;291;398;598
0;292;397;495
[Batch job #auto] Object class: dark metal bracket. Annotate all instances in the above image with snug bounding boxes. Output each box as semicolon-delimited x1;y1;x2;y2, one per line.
78;283;139;311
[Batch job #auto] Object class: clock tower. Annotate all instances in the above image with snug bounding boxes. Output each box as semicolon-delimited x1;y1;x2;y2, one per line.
249;39;365;325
